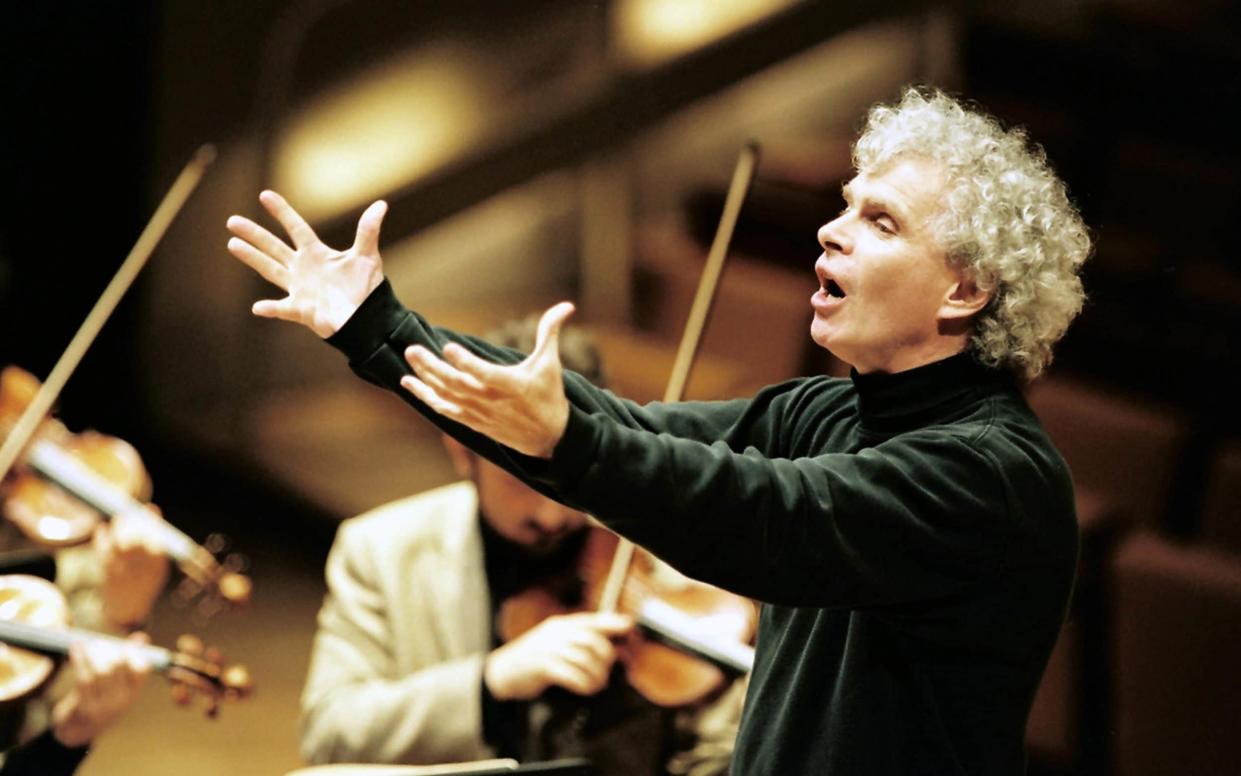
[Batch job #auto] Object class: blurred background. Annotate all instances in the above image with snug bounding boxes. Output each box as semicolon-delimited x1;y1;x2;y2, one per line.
2;0;1240;774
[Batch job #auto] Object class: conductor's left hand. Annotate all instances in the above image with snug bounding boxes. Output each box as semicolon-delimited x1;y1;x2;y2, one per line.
226;190;387;338
402;302;576;460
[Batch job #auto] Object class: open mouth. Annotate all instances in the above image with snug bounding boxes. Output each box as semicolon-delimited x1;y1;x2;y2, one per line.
825;279;847;299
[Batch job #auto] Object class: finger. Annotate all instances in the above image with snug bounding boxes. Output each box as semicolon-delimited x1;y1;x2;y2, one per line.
399;374;470;422
252;297;302;322
123;635;152;676
547;660;598;696
557;646;611;690
113;508;167;556
71;640;99;693
227;237;289;289
93;521;110;550
439;343;511;389
258;190;320;249
225;215;296;265
403;348;462;401
532;302;576;361
109;511;137;550
70;640;88;678
352;200;388;256
585;612;634;637
409;345;490;395
93;525;117;569
572;629;619;665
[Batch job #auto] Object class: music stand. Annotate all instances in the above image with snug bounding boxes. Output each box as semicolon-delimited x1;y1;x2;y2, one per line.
284;758;593;776
463;760;592;775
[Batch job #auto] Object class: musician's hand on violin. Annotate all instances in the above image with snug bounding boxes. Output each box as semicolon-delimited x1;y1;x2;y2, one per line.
226;190;387;337
96;507;170;631
483;611;632;701
403;302;575;459
51;633;152;748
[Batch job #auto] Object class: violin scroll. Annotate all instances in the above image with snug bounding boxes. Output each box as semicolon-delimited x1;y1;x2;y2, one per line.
167;633;254;718
171;533;252;622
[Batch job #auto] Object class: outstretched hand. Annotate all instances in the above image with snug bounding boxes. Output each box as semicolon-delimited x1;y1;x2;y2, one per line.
402;302;576;459
226;190;387;337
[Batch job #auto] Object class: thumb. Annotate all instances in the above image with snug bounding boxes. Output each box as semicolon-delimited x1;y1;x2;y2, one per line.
352;200;388;256
93;523;112;558
591;612;634;636
532;302;575;363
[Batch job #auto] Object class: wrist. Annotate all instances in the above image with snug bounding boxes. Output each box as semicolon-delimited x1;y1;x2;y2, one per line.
51;698;95;749
534;401;571;460
482;649;513;701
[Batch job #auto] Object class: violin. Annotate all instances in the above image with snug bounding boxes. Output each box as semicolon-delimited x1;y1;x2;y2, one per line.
500;144;762;708
0;574;252;716
498;525;755;707
0;365;252;616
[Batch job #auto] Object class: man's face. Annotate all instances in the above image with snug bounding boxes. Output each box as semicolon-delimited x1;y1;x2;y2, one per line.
473;455;588;555
811;156;962;374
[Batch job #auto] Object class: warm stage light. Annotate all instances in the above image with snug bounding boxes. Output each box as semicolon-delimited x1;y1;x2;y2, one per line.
613;0;797;68
272;44;488;222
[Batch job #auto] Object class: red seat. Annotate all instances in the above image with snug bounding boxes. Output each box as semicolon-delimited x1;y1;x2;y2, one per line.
1026;375;1190;531
1110;530;1241;776
1023;375;1190;772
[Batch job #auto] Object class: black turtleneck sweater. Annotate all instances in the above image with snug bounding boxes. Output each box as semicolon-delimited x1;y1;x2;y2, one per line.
329;281;1079;776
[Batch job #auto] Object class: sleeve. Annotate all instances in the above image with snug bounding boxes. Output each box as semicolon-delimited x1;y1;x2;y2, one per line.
0;730;89;776
299;523;496;765
326;282;1012;608
547;411;1015;607
325;280;762;498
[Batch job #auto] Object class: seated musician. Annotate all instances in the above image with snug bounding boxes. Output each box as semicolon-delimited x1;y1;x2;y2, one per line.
0;507;169;772
300;316;743;775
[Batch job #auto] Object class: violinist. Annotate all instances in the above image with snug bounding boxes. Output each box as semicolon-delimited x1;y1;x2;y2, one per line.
0;497;170;755
0;629;152;775
300;315;742;774
228;86;1093;775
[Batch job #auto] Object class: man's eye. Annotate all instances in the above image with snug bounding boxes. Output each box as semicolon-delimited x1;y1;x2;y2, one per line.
871;215;895;234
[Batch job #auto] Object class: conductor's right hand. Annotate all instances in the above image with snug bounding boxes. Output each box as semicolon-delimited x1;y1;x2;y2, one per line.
226;190;387;338
484;612;633;701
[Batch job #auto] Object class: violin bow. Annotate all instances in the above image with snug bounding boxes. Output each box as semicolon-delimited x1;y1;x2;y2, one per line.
596;142;760;614
0;145;216;482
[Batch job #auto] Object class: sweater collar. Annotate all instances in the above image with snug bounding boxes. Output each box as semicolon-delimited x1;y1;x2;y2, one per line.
850;351;1011;433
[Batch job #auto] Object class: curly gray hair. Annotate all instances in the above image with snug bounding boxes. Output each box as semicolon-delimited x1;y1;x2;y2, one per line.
854;87;1091;381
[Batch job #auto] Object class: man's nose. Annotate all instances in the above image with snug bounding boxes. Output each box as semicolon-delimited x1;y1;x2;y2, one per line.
817;216;851;255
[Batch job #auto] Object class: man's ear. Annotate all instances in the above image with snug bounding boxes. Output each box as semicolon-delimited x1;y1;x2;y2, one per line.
442;434;475;479
940;275;991;321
